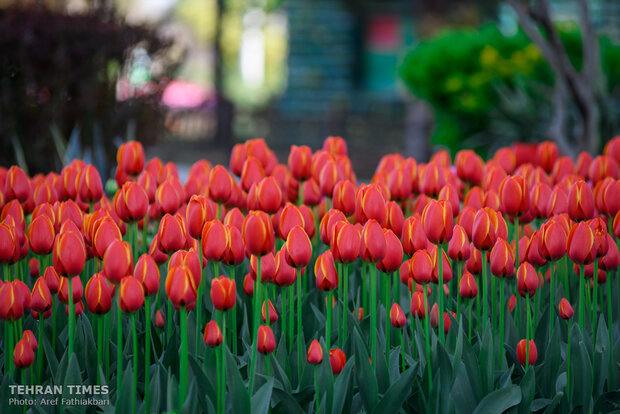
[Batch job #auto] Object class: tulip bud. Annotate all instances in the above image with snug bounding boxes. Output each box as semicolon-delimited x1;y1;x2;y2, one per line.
275;248;297;287
204;320;223;347
490;238;515;278
31;277;53;313
117;141;145;176
360;219;386;264
421;199;453;245
323;136;348;156
29;258;40;278
241;157;265;192
242;211;275;257
288;145;312;181
23;329;38;352
58;276;83;304
419;162;445;197
499;175;529;217
92;216;122;259
14;338;34;369
589;217;609;258
307;339;323;364
385;201;405;236
567;180;595;221
211;276;236;311
279;203;305;240
377;229;403;274
517;262;538;297
466;245;483;275
410;291;426;319
155;310;165;328
116;182;149;223
243;273;254;297
284;226;312;268
315;250;338;291
599;234;619;271
157;214;187;254
430;303;453;333
0;282;24;320
103;240;133;285
5;166;31;203
455;149;484;185
27;215;55;255
202;219;227;261
410;250;433;285
261;299;278;323
329;348;346;375
78;165;103;203
558;298;574;319
119;277;145;313
209;165;235;204
448;224;471;262
355;184;387;226
53;230;86;277
567;221;597;265
250;253;276;283
516;339;537;366
459;270;478;299
165;266;197;310
85;273;113;314
538;220;567;261
472;208;498;251
257;325;276;354
333;180;356;216
390;303;407;328
134;254;160;296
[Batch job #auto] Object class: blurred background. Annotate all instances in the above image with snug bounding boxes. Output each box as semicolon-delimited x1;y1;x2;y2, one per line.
1;0;619;180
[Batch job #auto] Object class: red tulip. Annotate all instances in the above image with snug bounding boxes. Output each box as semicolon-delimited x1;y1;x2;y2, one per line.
209;165;235;204
329;348;346;374
5;166;31;203
155;178;183;215
250;253;276;283
85;273;113;314
14;338;34;369
490;238;515;278
567;221;597;265
211;276;236;311
430;303;453;333
421;199;453;244
285;226;312;268
315;250;338;291
419;162;445;197
279;203;304;240
589;217;609;258
93;216;122;259
410;249;433;285
516;339;537;366
323;136;347;156
204;320;223;347
411;291;426;319
53;230;86;277
558;298;574;319
158;214;188;254
358;217;388;265
517;262;538;297
78;165;103;203
165;265;197;310
455;149;484;185
385;201;405;236
387;166;412;202
599;234;619;271
155;310;165;328
243;273;254;297
118;277;144;313
254;176;283;214
43;266;60;294
0;282;24;320
355;184;387;226
333;180;356;216
448;224;470;262
471;208;498;251
257;325;276;354
401;215;428;256
30;277;53;313
58;276;83;304
202;219;227;261
261;299;278;323
117;141;145;176
589;155;619;185
243;210;275;257
390;303;407;328
288;145;312;181
134;254;161;296
320;209;346;245
307;339;323;364
27;214;55;256
459;271;478;298
499;175;529;217
28;257;40;278
275;249;297;287
241;157;265;192
23;329;38;352
103;240;133;285
169;248;202;292
331;221;360;264
116;182;149;223
538;220;567;261
377;229;403;274
567;180;594;221
438;184;460;217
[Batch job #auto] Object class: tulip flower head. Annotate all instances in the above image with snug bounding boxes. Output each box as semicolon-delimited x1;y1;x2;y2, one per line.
211;276;236;311
14;338;34;369
307;339;323;364
558;298;574;320
516;339;537;366
390;303;407;328
329;348;346;375
204;320;223;347
257;325;276;354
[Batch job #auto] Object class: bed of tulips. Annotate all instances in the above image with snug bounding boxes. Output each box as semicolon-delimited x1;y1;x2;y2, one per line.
1;136;620;413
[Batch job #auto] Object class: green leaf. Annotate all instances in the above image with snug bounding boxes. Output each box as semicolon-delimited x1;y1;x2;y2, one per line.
353;328;378;413
114;365;133;414
517;366;535;414
180;381;200;414
471;384;521;414
270;350;292;393
570;326;593;410
332;359;354;414
478;325;494;395
165;368;179;413
452;362;478;414
594;317;610;395
251;378;274;414
42;330;59;381
188;355;217;411
318;338;335;412
272;388;305;414
541;323;561;397
593;391;620;413
372;365;416;414
226;349;251;414
542;392;564;414
462;330;483;401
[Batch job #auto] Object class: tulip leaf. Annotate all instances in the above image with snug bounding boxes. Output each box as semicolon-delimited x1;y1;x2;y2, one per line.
371;365;415;414
471;384;521;414
452;362;478;414
452;315;464;380
517;365;535;414
270;349;292;393
251;378;273;414
188;355;216;410
165;369;178;413
332;359;354;414
479;325;494;395
271;388;305;414
114;365;133;414
594;317;609;395
181;380;200;414
462;330;483;401
42;329;59;380
541;323;561;397
542;392;564;414
226;349;251;414
570;327;593;410
149;365;162;413
318;338;335;412
531;398;551;411
593;391;620;413
353;328;378;413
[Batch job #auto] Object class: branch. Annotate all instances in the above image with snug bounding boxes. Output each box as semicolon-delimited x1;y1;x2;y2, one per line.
577;0;600;89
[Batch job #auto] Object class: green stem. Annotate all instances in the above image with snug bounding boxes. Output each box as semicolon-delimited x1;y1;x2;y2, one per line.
8;320;14;378
362;263;368;318
144;296;151;411
456;264;462;325
142;216;148;254
607;273;614;389
370;265;377;370
438;244;445;346
131;313;138;414
249;256;262;394
579;265;585;332
468;299;473;343
37;314;44;383
197;239;204;352
97;315;102;385
423;284;431;395
385;273;391;367
567;321;572;401
399;328;404;372
499;279;505;370
298;181;304;206
216;337;221;414
337;263;342;348
314;366;319;414
221;311;227;414
117;296;123;395
179;307;188;409
232;266;238;355
265;353;270;377
482;251;488;334
297;268;303;387
289;284;294;356
592;261;598;341
68;277;75;357
526;296;531;372
550;263;555;339
326;291;332;352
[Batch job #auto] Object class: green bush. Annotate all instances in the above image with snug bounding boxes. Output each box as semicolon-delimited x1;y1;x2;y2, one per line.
399;23;620;156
